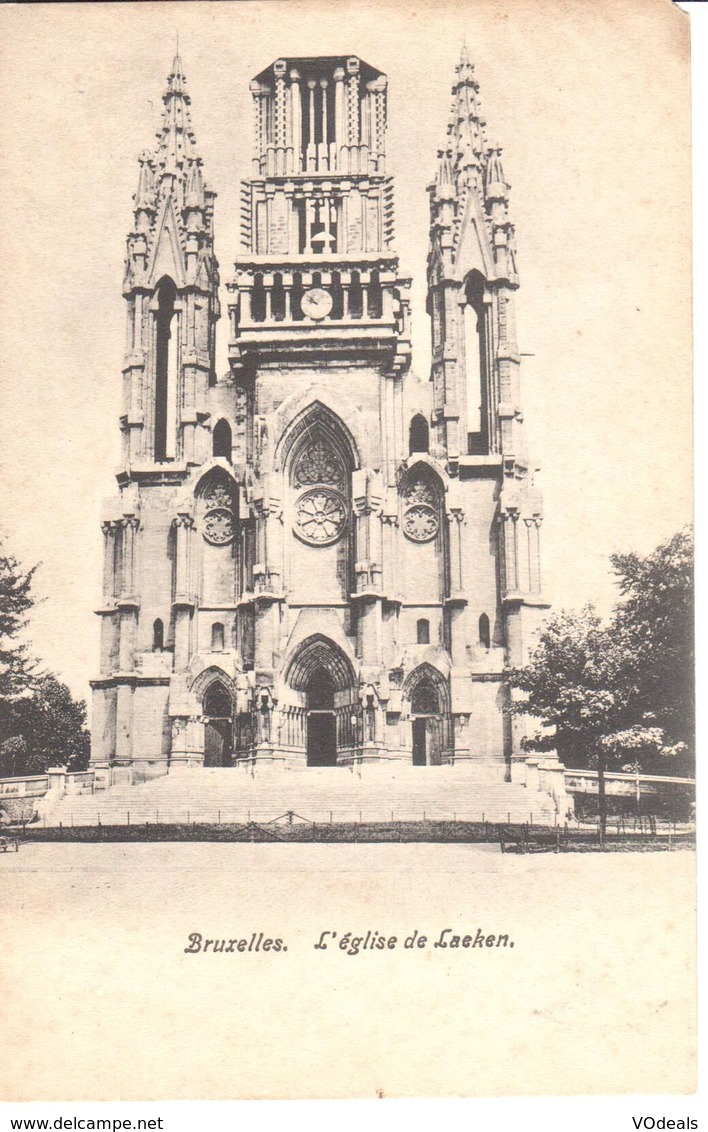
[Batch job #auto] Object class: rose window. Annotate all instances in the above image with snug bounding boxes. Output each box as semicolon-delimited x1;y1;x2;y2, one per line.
295;488;347;546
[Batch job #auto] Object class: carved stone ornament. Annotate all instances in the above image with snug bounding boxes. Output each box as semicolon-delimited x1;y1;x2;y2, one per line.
204;484;235;510
201;479;236;546
294;488;347;546
403;504;439;542
203;508;235;546
402;476;439;542
294;440;345;490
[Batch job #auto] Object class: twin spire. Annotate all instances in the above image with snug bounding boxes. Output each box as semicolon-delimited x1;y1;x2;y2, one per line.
436;44;508;198
126;50;218;297
429;45;516;283
133;52;208;218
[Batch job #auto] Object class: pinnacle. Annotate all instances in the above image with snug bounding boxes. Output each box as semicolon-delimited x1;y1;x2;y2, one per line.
168;52;187;94
456;40;476;83
156;49;198;174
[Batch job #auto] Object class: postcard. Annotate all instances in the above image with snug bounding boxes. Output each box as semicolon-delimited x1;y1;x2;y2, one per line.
0;0;695;1102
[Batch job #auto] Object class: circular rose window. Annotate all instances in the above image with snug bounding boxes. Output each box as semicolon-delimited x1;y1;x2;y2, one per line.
403;503;439;543
203;508;235;546
295;489;347;546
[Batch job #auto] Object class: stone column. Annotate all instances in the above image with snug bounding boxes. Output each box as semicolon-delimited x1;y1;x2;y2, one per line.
334;67;346;170
529;517;542;594
119;516;140;601
290;70;302;173
102;522;116;601
173;515;195;672
501;509;519;594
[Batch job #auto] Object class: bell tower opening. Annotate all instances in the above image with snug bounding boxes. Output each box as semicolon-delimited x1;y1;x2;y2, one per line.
464;271;489;455
155;277;178;462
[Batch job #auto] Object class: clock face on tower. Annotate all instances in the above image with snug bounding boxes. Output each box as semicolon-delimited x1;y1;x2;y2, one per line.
301;287;333;321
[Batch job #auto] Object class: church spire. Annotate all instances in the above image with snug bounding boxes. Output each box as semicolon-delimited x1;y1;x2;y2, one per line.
121;50;220;469
154;52;199;178
428;46;516;280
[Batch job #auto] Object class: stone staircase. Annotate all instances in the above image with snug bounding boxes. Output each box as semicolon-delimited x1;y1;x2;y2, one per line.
42;765;557;828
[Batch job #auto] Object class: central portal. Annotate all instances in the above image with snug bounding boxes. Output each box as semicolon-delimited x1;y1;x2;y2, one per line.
306;667;337;766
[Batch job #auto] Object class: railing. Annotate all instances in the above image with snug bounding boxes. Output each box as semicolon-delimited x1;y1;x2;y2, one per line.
0;770;97;803
564;769;695;789
229;259;407;335
0;774;50;798
256;142;378;179
564;769;695;822
22;809;696;849
232;268;394;328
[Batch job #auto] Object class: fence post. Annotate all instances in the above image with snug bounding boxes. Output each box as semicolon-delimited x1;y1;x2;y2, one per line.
127;811;130;827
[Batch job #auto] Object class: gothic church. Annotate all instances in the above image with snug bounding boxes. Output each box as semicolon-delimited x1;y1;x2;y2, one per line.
90;49;550;790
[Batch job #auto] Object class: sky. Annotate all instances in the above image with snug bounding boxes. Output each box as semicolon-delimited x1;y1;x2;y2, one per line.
0;0;693;706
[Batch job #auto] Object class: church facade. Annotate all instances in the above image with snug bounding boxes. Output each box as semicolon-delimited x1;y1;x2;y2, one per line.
90;50;548;783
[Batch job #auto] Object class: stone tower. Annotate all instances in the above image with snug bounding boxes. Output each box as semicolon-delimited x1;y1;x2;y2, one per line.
90;49;548;783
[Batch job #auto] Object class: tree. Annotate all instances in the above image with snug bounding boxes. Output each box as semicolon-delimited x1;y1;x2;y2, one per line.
4;674;90;775
0;736;28;778
610;527;694;752
0;544;37;703
509;529;695;840
510;606;632;765
0;541;90;778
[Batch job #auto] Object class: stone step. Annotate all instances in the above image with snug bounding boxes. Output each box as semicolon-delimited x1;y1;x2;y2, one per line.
42;766;556;828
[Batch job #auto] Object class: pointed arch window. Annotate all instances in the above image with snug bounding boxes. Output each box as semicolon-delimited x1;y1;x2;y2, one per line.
155;278;177;462
211;622;225;651
479;613;491;650
213;419;232;461
409;414;429;454
152;618;164;651
204;680;232;719
291;434;348;547
416;618;430;645
411;679;439;716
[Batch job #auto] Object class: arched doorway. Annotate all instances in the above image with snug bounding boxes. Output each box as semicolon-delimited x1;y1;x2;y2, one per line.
203;680;233;767
406;666;451;767
306;666;336;767
284;633;358;768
